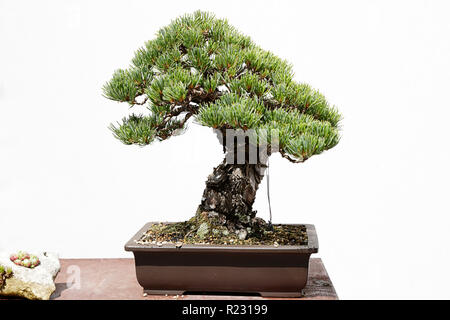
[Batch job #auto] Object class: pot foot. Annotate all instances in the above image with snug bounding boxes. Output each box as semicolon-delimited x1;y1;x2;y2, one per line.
144;289;185;296
259;291;302;298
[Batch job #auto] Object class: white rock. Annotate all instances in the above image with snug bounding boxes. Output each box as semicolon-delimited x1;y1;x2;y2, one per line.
0;251;60;300
238;229;248;240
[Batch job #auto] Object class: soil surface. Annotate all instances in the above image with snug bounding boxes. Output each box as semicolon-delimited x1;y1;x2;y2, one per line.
136;220;308;246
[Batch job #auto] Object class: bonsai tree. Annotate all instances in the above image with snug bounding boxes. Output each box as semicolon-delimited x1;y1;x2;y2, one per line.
103;11;341;243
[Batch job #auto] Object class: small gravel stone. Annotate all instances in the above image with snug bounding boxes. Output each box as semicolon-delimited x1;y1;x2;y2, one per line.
208;211;219;218
196;222;210;239
238;229;248;240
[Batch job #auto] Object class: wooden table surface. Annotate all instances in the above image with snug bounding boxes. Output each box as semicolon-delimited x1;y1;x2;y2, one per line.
50;258;337;300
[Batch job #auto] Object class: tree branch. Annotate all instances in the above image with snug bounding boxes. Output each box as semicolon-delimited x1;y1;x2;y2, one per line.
279;150;306;163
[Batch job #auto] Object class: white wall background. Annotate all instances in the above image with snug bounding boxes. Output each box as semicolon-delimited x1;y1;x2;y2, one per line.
1;0;450;299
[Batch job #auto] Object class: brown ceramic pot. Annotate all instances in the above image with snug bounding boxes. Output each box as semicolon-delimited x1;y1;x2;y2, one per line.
125;222;318;297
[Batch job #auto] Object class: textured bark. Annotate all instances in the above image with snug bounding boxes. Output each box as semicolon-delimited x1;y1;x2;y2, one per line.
198;159;267;232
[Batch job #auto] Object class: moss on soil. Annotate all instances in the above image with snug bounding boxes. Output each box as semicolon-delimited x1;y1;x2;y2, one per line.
137;214;308;246
0;265;13;290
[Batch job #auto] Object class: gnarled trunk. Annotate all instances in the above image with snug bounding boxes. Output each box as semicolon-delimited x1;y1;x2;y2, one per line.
197;159;267;235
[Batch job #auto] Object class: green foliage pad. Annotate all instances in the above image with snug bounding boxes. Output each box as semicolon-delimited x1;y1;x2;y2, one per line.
103;11;341;162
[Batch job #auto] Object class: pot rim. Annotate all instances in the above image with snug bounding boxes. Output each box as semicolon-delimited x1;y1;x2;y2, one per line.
125;222;318;254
